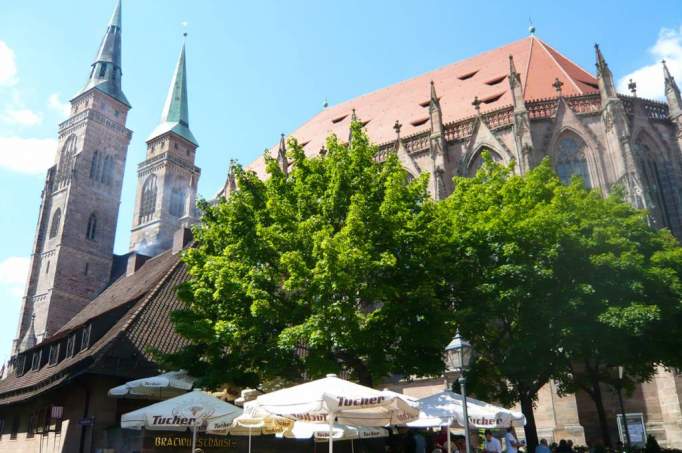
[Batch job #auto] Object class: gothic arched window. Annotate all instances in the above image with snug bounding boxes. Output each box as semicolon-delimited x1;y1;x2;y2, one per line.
634;136;671;227
555;134;591;188
57;135;77;187
169;187;186;218
86;213;97;240
468;148;503;177
139;175;157;224
49;208;61;239
101;155;114;185
89;151;101;180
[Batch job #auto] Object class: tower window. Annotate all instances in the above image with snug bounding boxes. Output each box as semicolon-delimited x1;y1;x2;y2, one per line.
101;155;114;185
98;63;107;78
49;208;61;238
45;261;50;274
90;151;101;180
170;187;186;217
86;213;97;240
84;262;89;276
139;174;158;223
56;135;77;188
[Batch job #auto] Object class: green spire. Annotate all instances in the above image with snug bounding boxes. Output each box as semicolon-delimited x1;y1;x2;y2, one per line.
77;0;130;107
148;41;198;146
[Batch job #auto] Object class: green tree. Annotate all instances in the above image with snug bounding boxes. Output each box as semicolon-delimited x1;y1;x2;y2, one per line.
550;183;682;447
440;156;571;451
440;155;682;451
163;121;453;389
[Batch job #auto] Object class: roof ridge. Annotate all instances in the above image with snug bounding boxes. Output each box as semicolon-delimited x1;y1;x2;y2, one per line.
522;36;535;97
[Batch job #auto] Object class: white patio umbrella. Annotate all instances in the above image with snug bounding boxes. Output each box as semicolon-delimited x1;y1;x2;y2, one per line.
108;370;194;399
121;389;242;453
246;373;419;453
407;390;526;453
286;421;388;441
207;408;294;453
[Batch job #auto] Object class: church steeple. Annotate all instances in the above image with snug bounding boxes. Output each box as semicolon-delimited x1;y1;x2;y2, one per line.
663;60;682;120
78;0;129;107
129;38;201;255
147;41;198;146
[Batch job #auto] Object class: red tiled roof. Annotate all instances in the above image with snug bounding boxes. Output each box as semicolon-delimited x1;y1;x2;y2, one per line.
245;36;597;178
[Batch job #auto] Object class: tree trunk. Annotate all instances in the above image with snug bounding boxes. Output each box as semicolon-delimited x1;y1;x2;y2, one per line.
590;377;612;448
520;392;539;453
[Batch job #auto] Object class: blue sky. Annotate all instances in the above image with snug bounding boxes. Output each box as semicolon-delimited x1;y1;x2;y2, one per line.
0;0;681;362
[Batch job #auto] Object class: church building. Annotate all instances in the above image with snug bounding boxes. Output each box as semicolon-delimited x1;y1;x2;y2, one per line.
1;1;682;451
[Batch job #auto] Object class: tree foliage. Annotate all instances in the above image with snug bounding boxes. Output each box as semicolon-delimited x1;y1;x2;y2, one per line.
439;154;682;448
163;122;453;389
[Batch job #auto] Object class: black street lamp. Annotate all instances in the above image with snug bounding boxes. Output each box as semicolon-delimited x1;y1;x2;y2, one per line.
615;366;631;453
445;330;473;453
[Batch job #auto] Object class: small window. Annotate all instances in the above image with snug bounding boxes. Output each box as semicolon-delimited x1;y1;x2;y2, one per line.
419;98;439;108
458;70;478;80
15;354;26;377
45;261;50;274
331;114;348;124
48;344;60;366
410;117;429;127
80;325;92;350
169;188;186;218
114;110;120;118
9;416;18;440
580;80;599;90
98;63;107;78
65;334;77;358
485;75;506;86
84;263;89;276
31;350;42;371
481;92;504;104
86;213;97;240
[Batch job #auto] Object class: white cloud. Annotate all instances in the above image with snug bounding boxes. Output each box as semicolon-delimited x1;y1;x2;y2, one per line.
0;137;56;174
618;26;682;100
0;41;17;87
1;108;42;126
0;256;29;296
47;93;71;118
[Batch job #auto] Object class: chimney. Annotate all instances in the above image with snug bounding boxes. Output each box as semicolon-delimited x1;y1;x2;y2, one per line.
126;252;150;276
172;227;193;255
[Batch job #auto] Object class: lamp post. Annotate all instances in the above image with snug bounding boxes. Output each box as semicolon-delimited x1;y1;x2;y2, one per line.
615;366;631;453
445;330;473;453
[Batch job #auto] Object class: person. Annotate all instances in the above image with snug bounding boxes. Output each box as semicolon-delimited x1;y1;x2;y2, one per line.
436;427;450;451
567;440;575;453
414;431;427;453
504;427;523;453
536;439;551;453
557;440;570;453
485;429;503;453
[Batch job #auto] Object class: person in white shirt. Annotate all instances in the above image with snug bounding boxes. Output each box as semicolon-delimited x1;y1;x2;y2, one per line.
504;427;524;453
484;430;503;453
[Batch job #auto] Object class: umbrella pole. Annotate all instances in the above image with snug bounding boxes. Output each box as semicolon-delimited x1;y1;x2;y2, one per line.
328;414;334;453
191;424;197;453
248;427;252;453
447;419;452;453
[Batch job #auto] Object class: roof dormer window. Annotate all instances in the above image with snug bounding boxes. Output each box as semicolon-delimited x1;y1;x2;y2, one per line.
31;350;42;371
458;70;478;80
80;324;92;351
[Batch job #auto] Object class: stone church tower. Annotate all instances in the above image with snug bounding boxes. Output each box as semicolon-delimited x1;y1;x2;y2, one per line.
129;41;200;256
12;0;132;352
